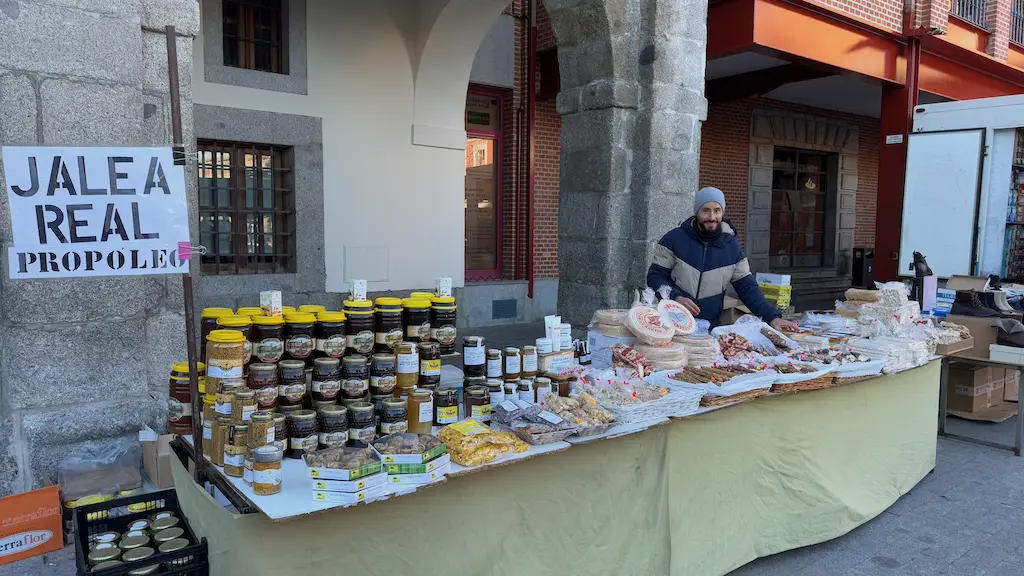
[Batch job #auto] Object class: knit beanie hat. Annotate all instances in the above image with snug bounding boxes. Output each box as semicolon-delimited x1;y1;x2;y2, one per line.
694;187;726;214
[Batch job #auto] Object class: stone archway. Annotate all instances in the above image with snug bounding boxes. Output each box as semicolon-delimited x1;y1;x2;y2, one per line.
545;0;709;325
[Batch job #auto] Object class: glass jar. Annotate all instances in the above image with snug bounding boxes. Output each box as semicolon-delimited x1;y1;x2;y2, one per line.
167;361;205;435
249;315;285;364
286;410;318;459
429;297;457;354
281;306;297;315
277;360;307;407
200;308;233;364
315;311;347;359
462;336;486;377
347;402;375;447
486;378;505;408
418;342;441;388
284;313;317;364
370;353;397;394
341;356;369;399
374;297;405;353
248;411;275;449
464;385;490;423
434;387;459;426
317;406;349;449
217;315;253;368
211;416;231;467
371;389;390;419
534;377;553;406
231;390;256;424
252;445;284;496
340;393;370;409
344;300;375;357
248;363;279;411
401;298;431;343
201;402;215;461
299;304;326;315
503;347;521;382
379;398;409;435
518;380;534;404
311;357;341;401
407;388;434;435
215;381;242;419
223;424;248;477
535;337;554;354
521;345;538;379
272;412;288;450
486;349;503;379
396;342;419;389
311;399;336;412
236;307;263;318
410;291;436;301
206;330;246;391
504;380;518;400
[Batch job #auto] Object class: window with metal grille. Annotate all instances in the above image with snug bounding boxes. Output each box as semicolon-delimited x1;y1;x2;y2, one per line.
769;148;838;269
1013;0;1024;45
951;0;988;29
223;0;285;74
197;141;296;275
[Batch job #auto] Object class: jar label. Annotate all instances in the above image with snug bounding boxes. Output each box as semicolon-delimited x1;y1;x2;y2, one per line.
241;405;256;421
243;462;253;484
313;380;341;396
224;453;244;467
253;468;282;487
167;398;191;421
349;426;375;442
370;375;396;393
254;386;278;407
380;421;408;435
279;383;306;402
349;331;374;354
286;335;314;359
342;378;368;396
202;424;213;440
505;357;521;375
397;353;419;374
207;365;243;379
418;322;431;341
264;428;276;444
523;354;538;373
471;404;491;419
242;341;253;364
215;401;232;415
320;335;347;358
255;338;284;363
406;325;423;339
464;346;485;366
420;359;441;377
431;325;457;346
318;431;348;447
436;406;458;424
385;328;404;350
291;436;317;451
418;400;434;423
519;390;533;403
486;358;502;378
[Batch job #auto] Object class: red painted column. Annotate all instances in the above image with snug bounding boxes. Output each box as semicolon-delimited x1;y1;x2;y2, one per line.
874;38;921;281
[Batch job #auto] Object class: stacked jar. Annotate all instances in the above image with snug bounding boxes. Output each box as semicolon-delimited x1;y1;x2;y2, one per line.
249;316;285;365
374;298;404;353
344;300;375;359
315;311;347;359
395;342;419;394
206;330;247;437
167;361;205;435
236;307;264;318
429;297;457;355
298;304;326;315
248;363;279;412
199;308;233;364
418;342;441;390
463;336;486;377
217;315;253;376
401;298;431;343
283;312;316;366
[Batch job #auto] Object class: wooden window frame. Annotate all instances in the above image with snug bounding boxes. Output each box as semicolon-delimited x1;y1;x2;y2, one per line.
197;140;297;275
769;147;838;270
222;0;286;74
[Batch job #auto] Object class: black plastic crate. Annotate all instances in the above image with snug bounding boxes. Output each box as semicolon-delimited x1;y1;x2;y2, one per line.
73;489;208;576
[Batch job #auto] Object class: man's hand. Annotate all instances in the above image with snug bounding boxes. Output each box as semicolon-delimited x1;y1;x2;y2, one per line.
674;296;700;315
771;318;799;332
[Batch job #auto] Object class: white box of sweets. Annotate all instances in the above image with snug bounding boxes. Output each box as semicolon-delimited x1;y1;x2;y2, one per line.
312;482;390;504
756;273;791;287
386;462;450;486
311;471;387;493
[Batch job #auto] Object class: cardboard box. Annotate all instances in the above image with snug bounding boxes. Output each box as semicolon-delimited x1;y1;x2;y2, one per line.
935;337;974;356
949;366;993;387
756;273;791;286
312;483;389;504
0;486;63;566
946;315;999;359
143;434;174;489
948;380;993;412
989;344;1024;365
1006;370;1020;401
386;462;450;485
311;471;387;493
990;378;1006;407
384;453;451;475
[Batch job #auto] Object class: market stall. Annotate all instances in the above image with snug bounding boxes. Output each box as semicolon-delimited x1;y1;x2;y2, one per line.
169;361;939;576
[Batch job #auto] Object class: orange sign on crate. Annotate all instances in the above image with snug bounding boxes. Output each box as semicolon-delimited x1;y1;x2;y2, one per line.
0;486;62;565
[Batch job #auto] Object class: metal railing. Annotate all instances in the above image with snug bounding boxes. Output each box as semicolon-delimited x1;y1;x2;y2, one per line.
1014;0;1024;45
951;0;989;28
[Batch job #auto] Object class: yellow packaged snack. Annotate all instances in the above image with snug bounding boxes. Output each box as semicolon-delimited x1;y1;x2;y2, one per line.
438;419;528;466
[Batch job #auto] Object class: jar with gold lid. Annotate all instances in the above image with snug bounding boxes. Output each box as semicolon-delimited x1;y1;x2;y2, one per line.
286;410;318;459
311;357;342;401
418;342;441;388
503;347;521;382
248;363;279;411
520;345;539;379
407;388;434;435
341;356;369;399
370;353;397;394
317;406;349;449
379;398;409;435
277;360;307;407
434;387;459;426
396;342;419;389
231;390;256;424
347;402;376;447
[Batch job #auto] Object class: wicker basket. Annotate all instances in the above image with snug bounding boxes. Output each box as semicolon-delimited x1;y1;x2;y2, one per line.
771;374;833;394
700;388;769;407
598;385;705;423
831;374;877;387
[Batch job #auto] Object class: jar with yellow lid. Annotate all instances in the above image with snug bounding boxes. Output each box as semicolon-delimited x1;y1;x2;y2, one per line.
200;308;233;364
168;361;205;435
401;298;432;343
250;315;285;363
236;306;264;318
315;311;347;359
429;296;457;355
344;300;375;357
299;304;326;315
374;297;404;353
217;315;253;366
410;291;436;301
206;330;246;391
281;305;297;315
284;312;316;364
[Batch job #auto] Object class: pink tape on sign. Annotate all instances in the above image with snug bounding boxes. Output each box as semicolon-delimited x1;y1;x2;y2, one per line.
178;242;192;261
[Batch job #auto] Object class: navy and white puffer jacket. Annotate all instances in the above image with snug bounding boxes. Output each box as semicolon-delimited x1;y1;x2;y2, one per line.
646;217;780;327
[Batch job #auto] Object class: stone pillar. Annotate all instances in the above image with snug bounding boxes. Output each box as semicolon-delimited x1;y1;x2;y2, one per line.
905;0;948;35
547;0;707;326
0;0;199;496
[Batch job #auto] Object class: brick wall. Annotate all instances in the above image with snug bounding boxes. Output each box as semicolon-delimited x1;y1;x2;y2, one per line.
699;97;880;253
811;0;904;33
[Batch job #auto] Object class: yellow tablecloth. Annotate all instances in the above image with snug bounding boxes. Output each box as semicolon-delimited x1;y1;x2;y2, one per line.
173;361;939;576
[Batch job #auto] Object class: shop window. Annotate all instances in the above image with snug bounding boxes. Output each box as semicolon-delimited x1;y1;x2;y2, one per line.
769;148;839;269
223;0;285;74
465;90;503;281
197;140;296;275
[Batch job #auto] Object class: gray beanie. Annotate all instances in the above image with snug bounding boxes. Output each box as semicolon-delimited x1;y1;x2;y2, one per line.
694;187;726;214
